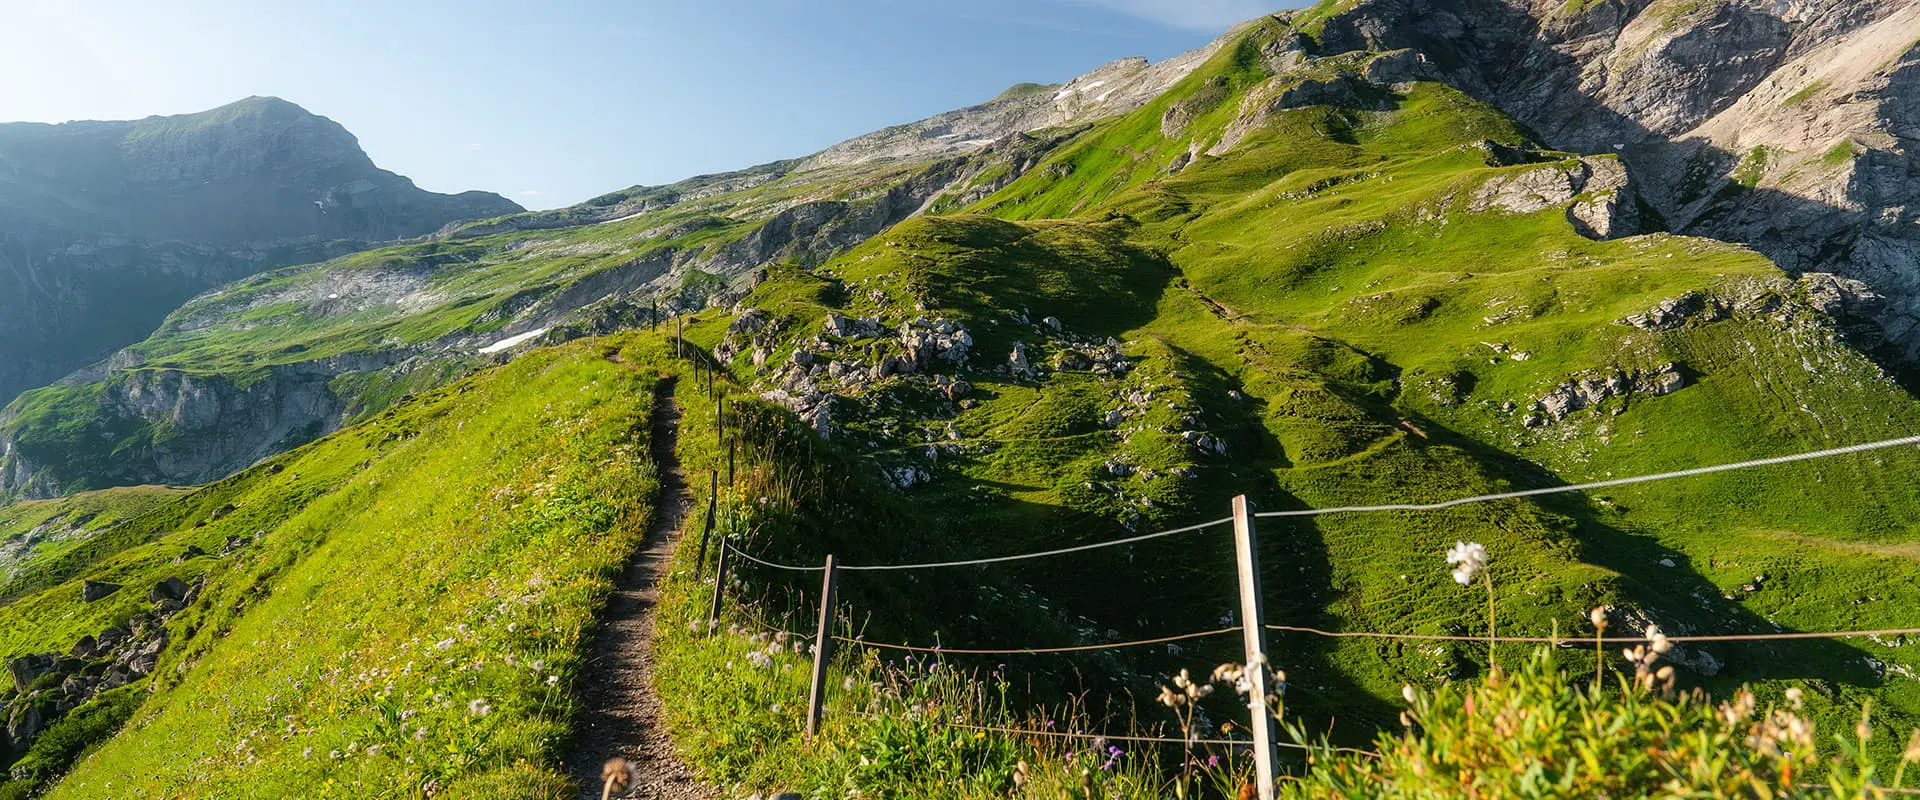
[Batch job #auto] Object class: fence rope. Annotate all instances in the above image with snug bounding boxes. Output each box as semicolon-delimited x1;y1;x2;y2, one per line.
834;626;1243;656
1266;624;1920;645
1254;434;1920;519
727;516;1233;572
855;713;1383;757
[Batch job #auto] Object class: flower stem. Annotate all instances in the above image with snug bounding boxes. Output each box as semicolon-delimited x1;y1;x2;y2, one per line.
1484;571;1498;675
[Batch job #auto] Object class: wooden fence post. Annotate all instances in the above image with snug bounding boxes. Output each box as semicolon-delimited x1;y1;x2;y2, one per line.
806;554;839;741
676;317;684;359
649;299;657;330
1232;495;1278;800
706;472;718;542
695;471;717;579
707;539;731;636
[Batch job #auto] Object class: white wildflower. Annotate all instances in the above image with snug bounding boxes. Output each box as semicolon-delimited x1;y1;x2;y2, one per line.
1446;541;1488;585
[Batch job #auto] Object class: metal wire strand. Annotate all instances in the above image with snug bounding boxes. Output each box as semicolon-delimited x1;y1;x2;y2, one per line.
727;516;1232;572
834;626;1242;656
1255;434;1920;519
1267;624;1920;645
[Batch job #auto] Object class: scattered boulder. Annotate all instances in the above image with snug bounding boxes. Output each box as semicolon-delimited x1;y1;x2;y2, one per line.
1620;292;1715;330
1054;351;1093;371
174;545;208;564
81;580;122;603
1042;316;1063;331
7;704;43;752
149;576;189;604
68;636;97;659
1008;343;1034;377
1527;363;1687;425
6;654;55;691
823;314;884;339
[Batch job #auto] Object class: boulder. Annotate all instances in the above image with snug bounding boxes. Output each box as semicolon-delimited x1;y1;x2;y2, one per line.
149;576;189;603
7;703;43;751
1008;343;1033;376
6;654;55;692
81;580;122;602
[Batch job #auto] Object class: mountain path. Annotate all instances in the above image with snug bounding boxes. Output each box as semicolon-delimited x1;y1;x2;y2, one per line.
565;377;718;800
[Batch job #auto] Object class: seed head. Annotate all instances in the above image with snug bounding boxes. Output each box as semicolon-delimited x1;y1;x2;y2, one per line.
1588;606;1610;631
1902;728;1920;763
1402;684;1418;705
1784;687;1804;709
601;758;633;796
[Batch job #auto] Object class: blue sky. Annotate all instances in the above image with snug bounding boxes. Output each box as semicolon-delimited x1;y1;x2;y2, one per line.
0;1;1287;209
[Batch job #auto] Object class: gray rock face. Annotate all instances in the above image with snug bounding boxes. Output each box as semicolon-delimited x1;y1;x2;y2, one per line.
0;96;520;403
1300;0;1920;355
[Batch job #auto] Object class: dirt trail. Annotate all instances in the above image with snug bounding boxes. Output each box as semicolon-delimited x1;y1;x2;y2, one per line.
565;378;717;800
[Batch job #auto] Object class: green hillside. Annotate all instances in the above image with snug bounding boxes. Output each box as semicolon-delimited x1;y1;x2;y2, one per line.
0;340;664;798
0;7;1917;799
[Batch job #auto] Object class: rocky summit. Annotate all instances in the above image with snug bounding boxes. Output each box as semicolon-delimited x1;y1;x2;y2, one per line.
0;96;521;404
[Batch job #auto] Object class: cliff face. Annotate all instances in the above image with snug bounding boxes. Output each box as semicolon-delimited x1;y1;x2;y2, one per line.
1299;0;1920;355
0;97;521;403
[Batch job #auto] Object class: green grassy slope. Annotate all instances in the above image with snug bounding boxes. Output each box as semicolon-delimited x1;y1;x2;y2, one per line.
688;19;1920;770
0;338;662;798
4;7;1919;795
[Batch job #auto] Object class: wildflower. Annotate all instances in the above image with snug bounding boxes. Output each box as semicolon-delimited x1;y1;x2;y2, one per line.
468;698;492;717
1402;684;1418;705
433;638;456;651
1446;541;1488;585
1785;687;1805;709
1012;760;1030;789
1588;606;1610;631
1156;684;1186;708
547;675;560;686
1646;625;1672;655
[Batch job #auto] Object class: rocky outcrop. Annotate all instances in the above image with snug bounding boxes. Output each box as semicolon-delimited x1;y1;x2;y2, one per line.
2;575;197;770
1292;0;1920;355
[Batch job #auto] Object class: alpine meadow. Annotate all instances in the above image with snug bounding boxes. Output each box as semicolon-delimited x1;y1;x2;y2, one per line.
4;1;1920;798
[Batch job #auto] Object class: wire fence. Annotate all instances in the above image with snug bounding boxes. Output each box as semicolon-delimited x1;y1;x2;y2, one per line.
832;626;1243;656
674;337;1920;794
845;711;1383;757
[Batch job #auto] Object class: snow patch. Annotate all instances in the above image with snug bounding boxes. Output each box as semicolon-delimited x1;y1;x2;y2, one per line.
479;328;549;354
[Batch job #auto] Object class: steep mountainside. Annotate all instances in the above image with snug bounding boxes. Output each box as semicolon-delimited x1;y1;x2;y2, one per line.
1;6;1920;796
1295;0;1920;357
0;97;521;404
0;45;1225;499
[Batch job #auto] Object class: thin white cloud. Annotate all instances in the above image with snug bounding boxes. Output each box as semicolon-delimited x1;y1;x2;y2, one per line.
1057;0;1282;30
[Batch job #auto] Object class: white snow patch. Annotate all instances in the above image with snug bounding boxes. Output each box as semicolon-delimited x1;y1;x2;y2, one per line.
479;328;549;354
597;210;648;226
